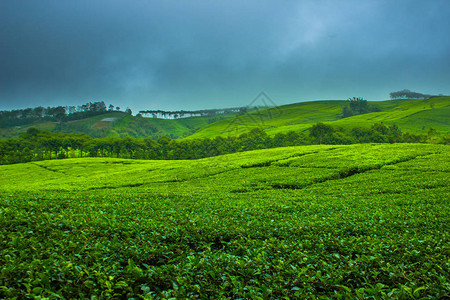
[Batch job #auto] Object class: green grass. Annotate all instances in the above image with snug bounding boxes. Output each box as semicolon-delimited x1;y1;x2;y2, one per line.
187;97;450;138
1;143;449;298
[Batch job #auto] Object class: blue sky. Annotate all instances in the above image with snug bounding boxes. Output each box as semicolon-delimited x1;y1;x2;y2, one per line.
1;0;449;113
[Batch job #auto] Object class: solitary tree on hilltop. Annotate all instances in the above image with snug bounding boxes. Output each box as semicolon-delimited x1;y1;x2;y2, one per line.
342;97;377;118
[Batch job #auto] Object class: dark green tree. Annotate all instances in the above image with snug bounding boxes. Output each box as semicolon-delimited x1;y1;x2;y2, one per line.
388;124;402;143
371;123;389;135
309;123;334;144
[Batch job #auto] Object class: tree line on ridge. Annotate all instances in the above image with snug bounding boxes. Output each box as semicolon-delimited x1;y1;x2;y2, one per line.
0;122;445;165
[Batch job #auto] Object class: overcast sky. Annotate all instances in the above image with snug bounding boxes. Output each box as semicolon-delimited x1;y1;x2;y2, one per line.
1;0;449;113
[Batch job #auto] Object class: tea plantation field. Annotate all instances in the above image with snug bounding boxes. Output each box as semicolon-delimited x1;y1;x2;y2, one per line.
0;144;449;299
188;97;450;139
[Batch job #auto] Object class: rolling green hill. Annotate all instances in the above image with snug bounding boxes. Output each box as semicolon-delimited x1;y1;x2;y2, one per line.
0;111;238;139
187;97;450;139
1;97;448;140
0;112;129;139
1;143;449;298
110;112;237;139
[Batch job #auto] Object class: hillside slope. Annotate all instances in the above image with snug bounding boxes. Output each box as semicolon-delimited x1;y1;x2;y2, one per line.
1;143;448;192
1;97;448;140
0;144;449;298
110;112;237;139
0;111;238;139
187;97;450;139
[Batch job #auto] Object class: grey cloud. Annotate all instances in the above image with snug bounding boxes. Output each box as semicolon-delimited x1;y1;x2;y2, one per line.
1;0;449;112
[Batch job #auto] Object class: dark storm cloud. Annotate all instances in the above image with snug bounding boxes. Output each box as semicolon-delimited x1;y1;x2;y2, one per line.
1;0;449;112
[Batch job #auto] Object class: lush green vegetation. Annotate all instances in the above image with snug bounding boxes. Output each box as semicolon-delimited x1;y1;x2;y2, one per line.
2;121;445;165
0;111;239;140
0;102;240;140
2;97;449;141
0;144;449;298
341;97;380;118
0;102;127;129
111;113;238;139
1;96;449;298
188;97;450;139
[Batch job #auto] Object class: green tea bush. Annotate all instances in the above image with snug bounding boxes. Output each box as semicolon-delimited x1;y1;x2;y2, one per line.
0;144;449;298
